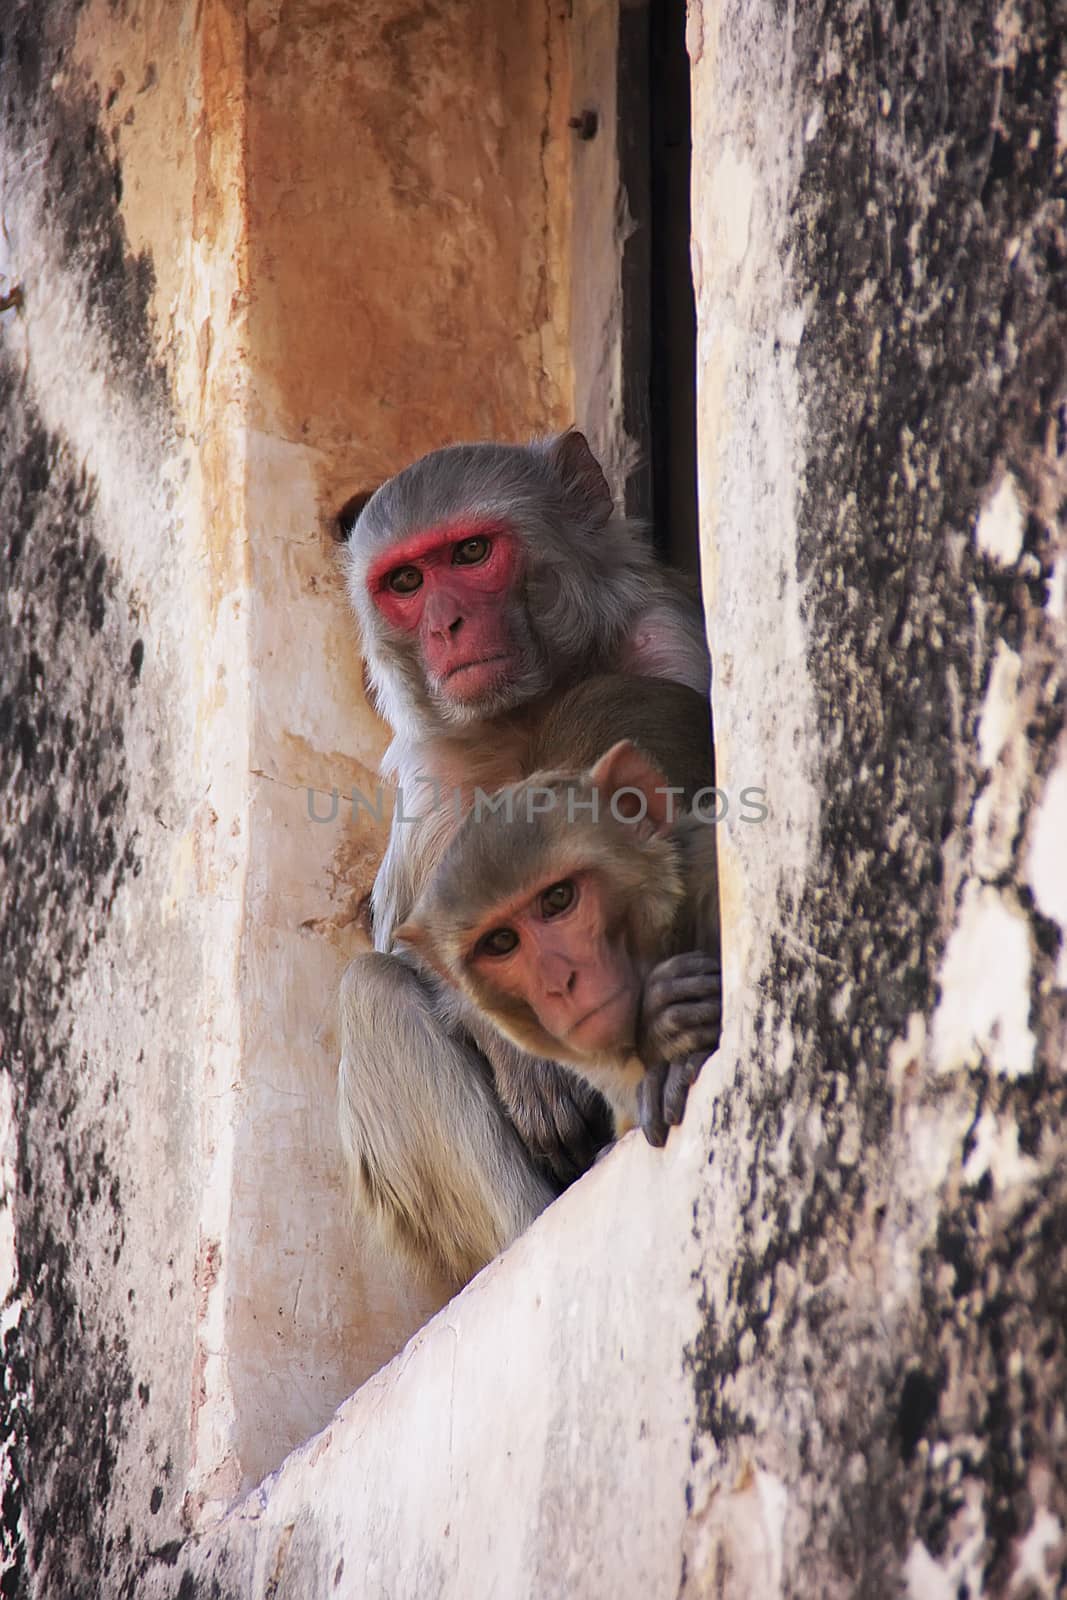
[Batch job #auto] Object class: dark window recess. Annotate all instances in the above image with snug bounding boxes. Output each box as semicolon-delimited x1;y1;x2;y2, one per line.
617;0;700;575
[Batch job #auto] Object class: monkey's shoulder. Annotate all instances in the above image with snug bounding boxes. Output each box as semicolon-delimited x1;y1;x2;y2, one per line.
619;594;711;698
530;673;713;794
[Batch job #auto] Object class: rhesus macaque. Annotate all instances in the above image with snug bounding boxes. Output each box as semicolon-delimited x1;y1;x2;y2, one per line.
395;722;721;1149
338;431;711;1287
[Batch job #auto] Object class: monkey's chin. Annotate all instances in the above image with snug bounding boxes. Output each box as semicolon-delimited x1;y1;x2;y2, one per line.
565;990;638;1058
444;655;511;695
435;654;544;722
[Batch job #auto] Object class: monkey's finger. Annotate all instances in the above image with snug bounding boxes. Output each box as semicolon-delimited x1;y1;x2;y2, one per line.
650;951;721;981
642;951;718;993
663;1051;713;1126
643;966;722;1014
657;997;722;1030
662;1061;693;1127
637;1067;669;1148
647;999;721;1060
643;972;716;1011
646;953;720;993
685;1049;710;1081
647;945;718;970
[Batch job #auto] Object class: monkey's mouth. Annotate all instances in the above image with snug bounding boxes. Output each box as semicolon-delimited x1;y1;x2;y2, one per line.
442;653;510;679
565;988;635;1051
439;654;514;698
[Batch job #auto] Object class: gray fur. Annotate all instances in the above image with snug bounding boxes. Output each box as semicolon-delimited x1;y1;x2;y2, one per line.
337;433;712;1285
343;433;709;739
338;956;554;1287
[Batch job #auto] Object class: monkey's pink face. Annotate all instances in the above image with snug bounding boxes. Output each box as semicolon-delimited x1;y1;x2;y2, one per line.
467;870;640;1058
367;522;525;703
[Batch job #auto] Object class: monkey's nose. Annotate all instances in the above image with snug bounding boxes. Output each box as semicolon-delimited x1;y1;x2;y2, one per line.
545;961;578;997
431;613;463;642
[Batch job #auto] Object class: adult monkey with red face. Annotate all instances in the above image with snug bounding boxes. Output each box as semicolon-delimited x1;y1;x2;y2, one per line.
338;430;710;1288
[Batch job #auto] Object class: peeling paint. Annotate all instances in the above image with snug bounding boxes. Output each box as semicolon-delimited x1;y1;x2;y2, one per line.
975;473;1026;566
932;882;1036;1077
1026;750;1067;985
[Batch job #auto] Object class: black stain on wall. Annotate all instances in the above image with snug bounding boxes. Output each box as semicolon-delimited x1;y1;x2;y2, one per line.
0;369;141;1600
0;3;168;414
0;2;177;1594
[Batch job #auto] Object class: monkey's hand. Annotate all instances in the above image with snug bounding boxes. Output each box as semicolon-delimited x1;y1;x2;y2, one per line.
636;951;722;1146
478;1033;615;1189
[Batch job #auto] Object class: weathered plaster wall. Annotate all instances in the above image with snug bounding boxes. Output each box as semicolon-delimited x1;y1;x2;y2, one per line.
688;0;1067;1588
1;0;581;1584
138;1;1066;1597
0;0;237;1588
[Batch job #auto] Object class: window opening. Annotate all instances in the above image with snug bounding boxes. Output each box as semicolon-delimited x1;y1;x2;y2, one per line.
618;0;700;574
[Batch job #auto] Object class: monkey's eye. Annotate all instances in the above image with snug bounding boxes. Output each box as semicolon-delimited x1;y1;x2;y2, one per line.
540;880;576;918
386;565;423;595
451;535;491;567
478;926;519;958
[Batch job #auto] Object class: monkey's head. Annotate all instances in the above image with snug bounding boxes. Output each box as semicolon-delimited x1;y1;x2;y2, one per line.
396;742;685;1067
342;431;649;737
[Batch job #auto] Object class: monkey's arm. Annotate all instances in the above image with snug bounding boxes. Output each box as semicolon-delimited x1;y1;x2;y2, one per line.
338;952;555;1287
635;950;722;1146
464;1015;615;1187
370;771;458;952
369;816;420;951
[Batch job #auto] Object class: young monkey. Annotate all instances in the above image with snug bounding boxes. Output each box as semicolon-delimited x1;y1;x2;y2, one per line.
396;706;722;1148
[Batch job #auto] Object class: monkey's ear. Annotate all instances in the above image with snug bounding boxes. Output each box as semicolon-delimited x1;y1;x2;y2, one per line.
589;740;673;832
545;429;613;530
336;487;379;542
